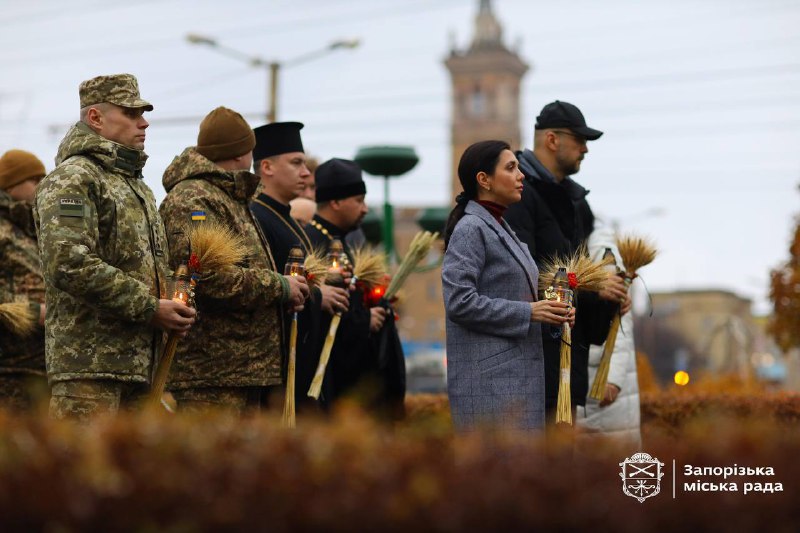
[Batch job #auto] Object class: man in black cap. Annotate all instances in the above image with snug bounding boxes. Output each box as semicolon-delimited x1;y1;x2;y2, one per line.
504;100;631;426
250;123;350;413
305;158;406;413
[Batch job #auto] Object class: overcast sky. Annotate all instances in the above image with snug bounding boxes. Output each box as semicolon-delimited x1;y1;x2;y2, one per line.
1;0;798;314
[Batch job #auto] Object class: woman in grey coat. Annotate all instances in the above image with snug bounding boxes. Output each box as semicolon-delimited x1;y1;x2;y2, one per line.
442;140;574;432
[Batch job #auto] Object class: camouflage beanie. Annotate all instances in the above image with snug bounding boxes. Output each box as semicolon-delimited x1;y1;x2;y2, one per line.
0;149;46;191
196;107;256;162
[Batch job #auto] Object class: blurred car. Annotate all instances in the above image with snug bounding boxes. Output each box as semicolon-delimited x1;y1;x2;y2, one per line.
405;349;447;393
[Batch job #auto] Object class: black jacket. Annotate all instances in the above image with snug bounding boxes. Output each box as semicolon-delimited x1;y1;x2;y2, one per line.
251;193;322;408
306;215;394;407
504;149;616;408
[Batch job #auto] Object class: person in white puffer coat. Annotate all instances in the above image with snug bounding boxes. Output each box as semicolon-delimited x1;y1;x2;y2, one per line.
576;221;642;450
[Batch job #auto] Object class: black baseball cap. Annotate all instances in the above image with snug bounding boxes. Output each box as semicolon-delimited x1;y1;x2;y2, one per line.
534;100;603;140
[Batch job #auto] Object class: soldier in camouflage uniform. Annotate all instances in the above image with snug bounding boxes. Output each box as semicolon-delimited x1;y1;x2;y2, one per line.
159;106;308;414
34;74;196;421
0;149;48;409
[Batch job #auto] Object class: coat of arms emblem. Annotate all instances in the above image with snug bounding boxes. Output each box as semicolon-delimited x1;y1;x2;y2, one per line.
619;452;664;503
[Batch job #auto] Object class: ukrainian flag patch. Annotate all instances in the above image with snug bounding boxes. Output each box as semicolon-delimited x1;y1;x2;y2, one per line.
58;197;85;217
191;210;206;221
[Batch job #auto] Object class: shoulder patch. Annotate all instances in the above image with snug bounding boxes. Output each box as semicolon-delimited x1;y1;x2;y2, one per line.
58;197;85;217
191;210;206;221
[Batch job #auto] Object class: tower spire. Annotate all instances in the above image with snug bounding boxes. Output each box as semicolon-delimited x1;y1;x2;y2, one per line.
472;0;503;50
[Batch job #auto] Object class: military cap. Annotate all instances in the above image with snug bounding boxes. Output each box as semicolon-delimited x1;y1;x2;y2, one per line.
315;158;366;202
79;73;153;111
253;122;304;160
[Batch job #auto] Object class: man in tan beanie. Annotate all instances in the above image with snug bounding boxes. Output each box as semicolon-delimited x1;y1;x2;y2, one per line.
159;106;308;414
0;149;48;409
34;73;196;421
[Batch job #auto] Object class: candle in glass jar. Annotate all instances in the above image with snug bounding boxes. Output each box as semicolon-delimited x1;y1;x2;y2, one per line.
327;239;345;272
285;246;306;277
171;264;191;305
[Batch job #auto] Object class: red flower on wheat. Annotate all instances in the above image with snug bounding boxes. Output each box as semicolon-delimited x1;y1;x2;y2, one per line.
188;253;201;273
567;272;579;289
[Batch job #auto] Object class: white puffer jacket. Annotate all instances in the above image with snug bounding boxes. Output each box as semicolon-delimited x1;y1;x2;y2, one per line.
576;222;642;450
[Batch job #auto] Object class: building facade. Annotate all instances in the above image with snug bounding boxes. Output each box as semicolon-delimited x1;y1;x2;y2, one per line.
634;290;757;382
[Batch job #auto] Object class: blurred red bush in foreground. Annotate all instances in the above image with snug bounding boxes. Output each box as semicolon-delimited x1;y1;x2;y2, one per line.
0;392;797;531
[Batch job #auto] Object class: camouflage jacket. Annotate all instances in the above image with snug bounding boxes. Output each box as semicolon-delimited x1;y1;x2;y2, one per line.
159;147;288;389
34;122;170;384
0;190;45;375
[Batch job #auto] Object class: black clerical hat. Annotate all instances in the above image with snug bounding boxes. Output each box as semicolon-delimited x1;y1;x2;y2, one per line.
253;121;305;160
315;158;366;202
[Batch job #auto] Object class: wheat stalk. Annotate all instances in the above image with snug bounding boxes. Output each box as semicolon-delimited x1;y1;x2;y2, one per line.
282;315;299;428
351;246;388;287
0;301;37;337
186;221;248;274
539;246;610;424
308;313;341;400
148;222;249;409
589;313;621;401
308;245;388;400
538;245;612;293
281;249;307;429
617;234;658;277
303;248;330;289
556;323;573;425
385;231;439;300
590;235;658;400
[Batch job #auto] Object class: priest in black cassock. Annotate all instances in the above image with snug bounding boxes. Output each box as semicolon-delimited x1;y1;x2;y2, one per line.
305;159;406;419
250;122;350;414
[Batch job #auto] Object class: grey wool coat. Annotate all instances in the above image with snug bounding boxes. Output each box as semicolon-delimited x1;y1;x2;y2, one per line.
442;201;545;431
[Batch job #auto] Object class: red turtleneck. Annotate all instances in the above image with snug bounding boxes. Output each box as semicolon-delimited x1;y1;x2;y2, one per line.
477;200;507;223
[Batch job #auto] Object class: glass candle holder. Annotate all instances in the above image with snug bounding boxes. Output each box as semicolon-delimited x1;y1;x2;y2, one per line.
169;264;192;305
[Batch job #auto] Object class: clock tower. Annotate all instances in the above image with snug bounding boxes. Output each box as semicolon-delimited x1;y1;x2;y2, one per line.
445;0;529;200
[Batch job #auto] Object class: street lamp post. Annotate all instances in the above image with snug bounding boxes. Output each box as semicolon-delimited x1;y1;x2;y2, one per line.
354;146;419;263
268;62;279;124
186;34;360;123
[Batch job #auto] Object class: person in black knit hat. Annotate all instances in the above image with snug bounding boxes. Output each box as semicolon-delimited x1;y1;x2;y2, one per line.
306;158;406;418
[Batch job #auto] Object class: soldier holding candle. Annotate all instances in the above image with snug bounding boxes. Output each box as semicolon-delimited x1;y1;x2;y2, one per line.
159;107;307;414
34;74;196;420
